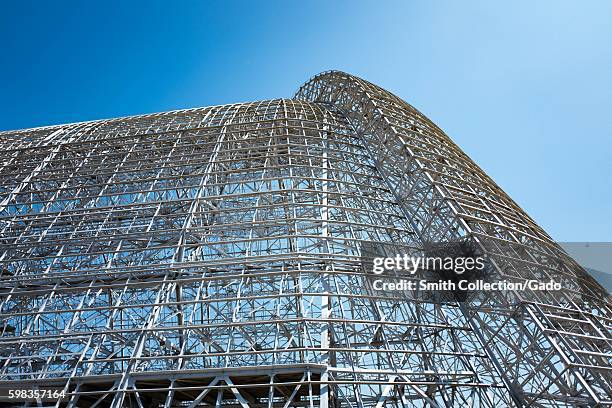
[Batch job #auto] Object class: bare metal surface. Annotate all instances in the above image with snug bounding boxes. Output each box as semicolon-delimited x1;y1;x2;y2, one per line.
0;72;609;407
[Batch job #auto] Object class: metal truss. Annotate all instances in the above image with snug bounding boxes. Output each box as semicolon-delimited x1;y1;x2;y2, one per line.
0;72;609;407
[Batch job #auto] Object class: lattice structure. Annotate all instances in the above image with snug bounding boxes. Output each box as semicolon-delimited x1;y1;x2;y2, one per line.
0;71;609;407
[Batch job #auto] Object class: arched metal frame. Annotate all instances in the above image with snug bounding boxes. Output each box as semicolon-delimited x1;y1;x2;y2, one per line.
0;71;609;407
297;71;611;407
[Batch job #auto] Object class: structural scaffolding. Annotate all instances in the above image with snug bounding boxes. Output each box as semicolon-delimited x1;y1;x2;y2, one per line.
0;71;610;407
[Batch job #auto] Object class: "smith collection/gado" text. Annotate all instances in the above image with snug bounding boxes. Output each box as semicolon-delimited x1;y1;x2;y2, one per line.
372;279;562;291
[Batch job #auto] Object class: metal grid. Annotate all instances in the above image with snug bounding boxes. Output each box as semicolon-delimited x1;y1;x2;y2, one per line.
296;71;612;407
0;72;608;407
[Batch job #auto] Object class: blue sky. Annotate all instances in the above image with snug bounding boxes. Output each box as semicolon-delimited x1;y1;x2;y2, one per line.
1;1;610;242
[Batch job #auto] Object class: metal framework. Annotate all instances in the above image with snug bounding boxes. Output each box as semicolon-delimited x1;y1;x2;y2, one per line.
0;71;609;407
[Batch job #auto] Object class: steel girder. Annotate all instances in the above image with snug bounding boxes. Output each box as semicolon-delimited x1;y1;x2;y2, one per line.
0;72;608;407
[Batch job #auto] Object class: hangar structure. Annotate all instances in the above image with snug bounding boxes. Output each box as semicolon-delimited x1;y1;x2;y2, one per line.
0;71;610;407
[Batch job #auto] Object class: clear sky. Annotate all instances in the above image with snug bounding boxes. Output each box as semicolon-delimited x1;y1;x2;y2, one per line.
1;1;610;242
